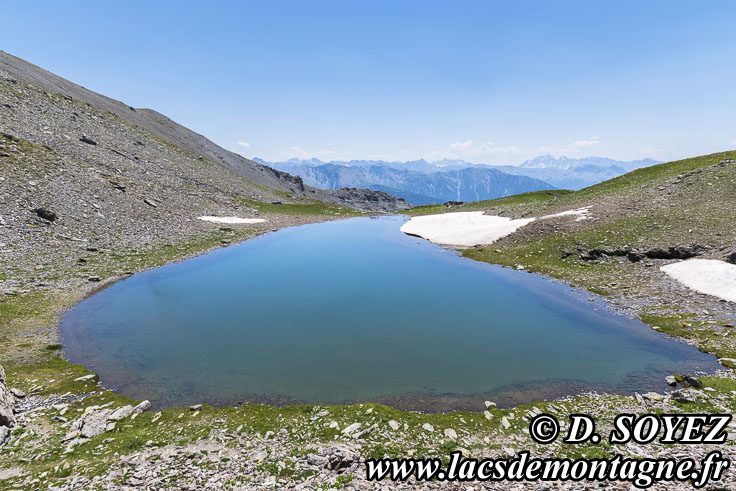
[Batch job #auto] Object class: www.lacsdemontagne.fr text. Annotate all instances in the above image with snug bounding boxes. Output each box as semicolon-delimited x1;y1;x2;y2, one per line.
366;450;729;488
365;413;732;488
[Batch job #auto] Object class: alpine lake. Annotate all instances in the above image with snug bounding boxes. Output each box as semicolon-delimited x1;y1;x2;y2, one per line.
61;216;719;411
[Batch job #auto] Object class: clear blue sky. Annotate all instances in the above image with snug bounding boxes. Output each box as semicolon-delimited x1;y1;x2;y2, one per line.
2;1;735;164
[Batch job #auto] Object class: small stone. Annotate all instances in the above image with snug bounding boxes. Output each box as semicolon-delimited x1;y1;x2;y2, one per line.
484;401;496;409
483;410;493;421
388;420;399;431
151;412;162;423
74;374;95;382
665;375;677;386
189;404;202;411
87;276;101;282
422;423;434;432
79;135;97;145
143;198;157;208
444;428;458;439
501;417;511;429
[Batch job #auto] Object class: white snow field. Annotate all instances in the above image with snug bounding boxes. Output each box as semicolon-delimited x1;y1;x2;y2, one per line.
198;216;267;224
400;206;593;247
661;259;736;303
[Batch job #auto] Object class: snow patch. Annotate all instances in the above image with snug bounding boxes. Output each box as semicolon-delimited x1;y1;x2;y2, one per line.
401;206;594;246
400;212;534;247
541;206;592;222
198;216;267;224
661;259;736;303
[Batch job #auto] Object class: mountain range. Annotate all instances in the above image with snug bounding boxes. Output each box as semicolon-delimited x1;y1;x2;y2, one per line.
258;155;659;205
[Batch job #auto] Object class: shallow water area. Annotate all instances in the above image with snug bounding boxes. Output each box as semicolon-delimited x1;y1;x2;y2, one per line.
61;216;720;411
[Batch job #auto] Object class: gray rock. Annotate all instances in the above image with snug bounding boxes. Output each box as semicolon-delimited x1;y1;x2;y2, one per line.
33;207;57;221
341;422;361;435
9;388;25;399
79;135;97;145
80;409;113;438
189;404;202;411
665;375;677;386
108;405;134;421
133;400;151;413
682;375;703;388
671;388;699;403
0;426;10;446
319;445;359;471
0;365;16;427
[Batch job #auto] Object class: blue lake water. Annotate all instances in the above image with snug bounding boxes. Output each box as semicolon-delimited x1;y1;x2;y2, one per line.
61;215;719;411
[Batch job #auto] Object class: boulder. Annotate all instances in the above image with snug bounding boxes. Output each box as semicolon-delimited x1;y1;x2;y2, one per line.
0;426;10;446
33;207;57;221
319;445;359;471
108;405;134;421
9;388;25;399
0;365;16;427
682;375;703;389
671;388;699;403
133;400;151;413
79;135;97;145
341;422;361;435
80;409;113;438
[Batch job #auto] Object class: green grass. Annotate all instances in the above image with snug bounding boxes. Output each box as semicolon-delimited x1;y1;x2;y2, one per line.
400;190;572;215
235;197;359;216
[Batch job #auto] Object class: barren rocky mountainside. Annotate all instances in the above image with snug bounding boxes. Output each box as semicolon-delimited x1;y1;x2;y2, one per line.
0;50;407;213
0;51;409;307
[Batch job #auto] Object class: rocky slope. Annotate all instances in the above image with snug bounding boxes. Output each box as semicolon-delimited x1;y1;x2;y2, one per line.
0;50;408;213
